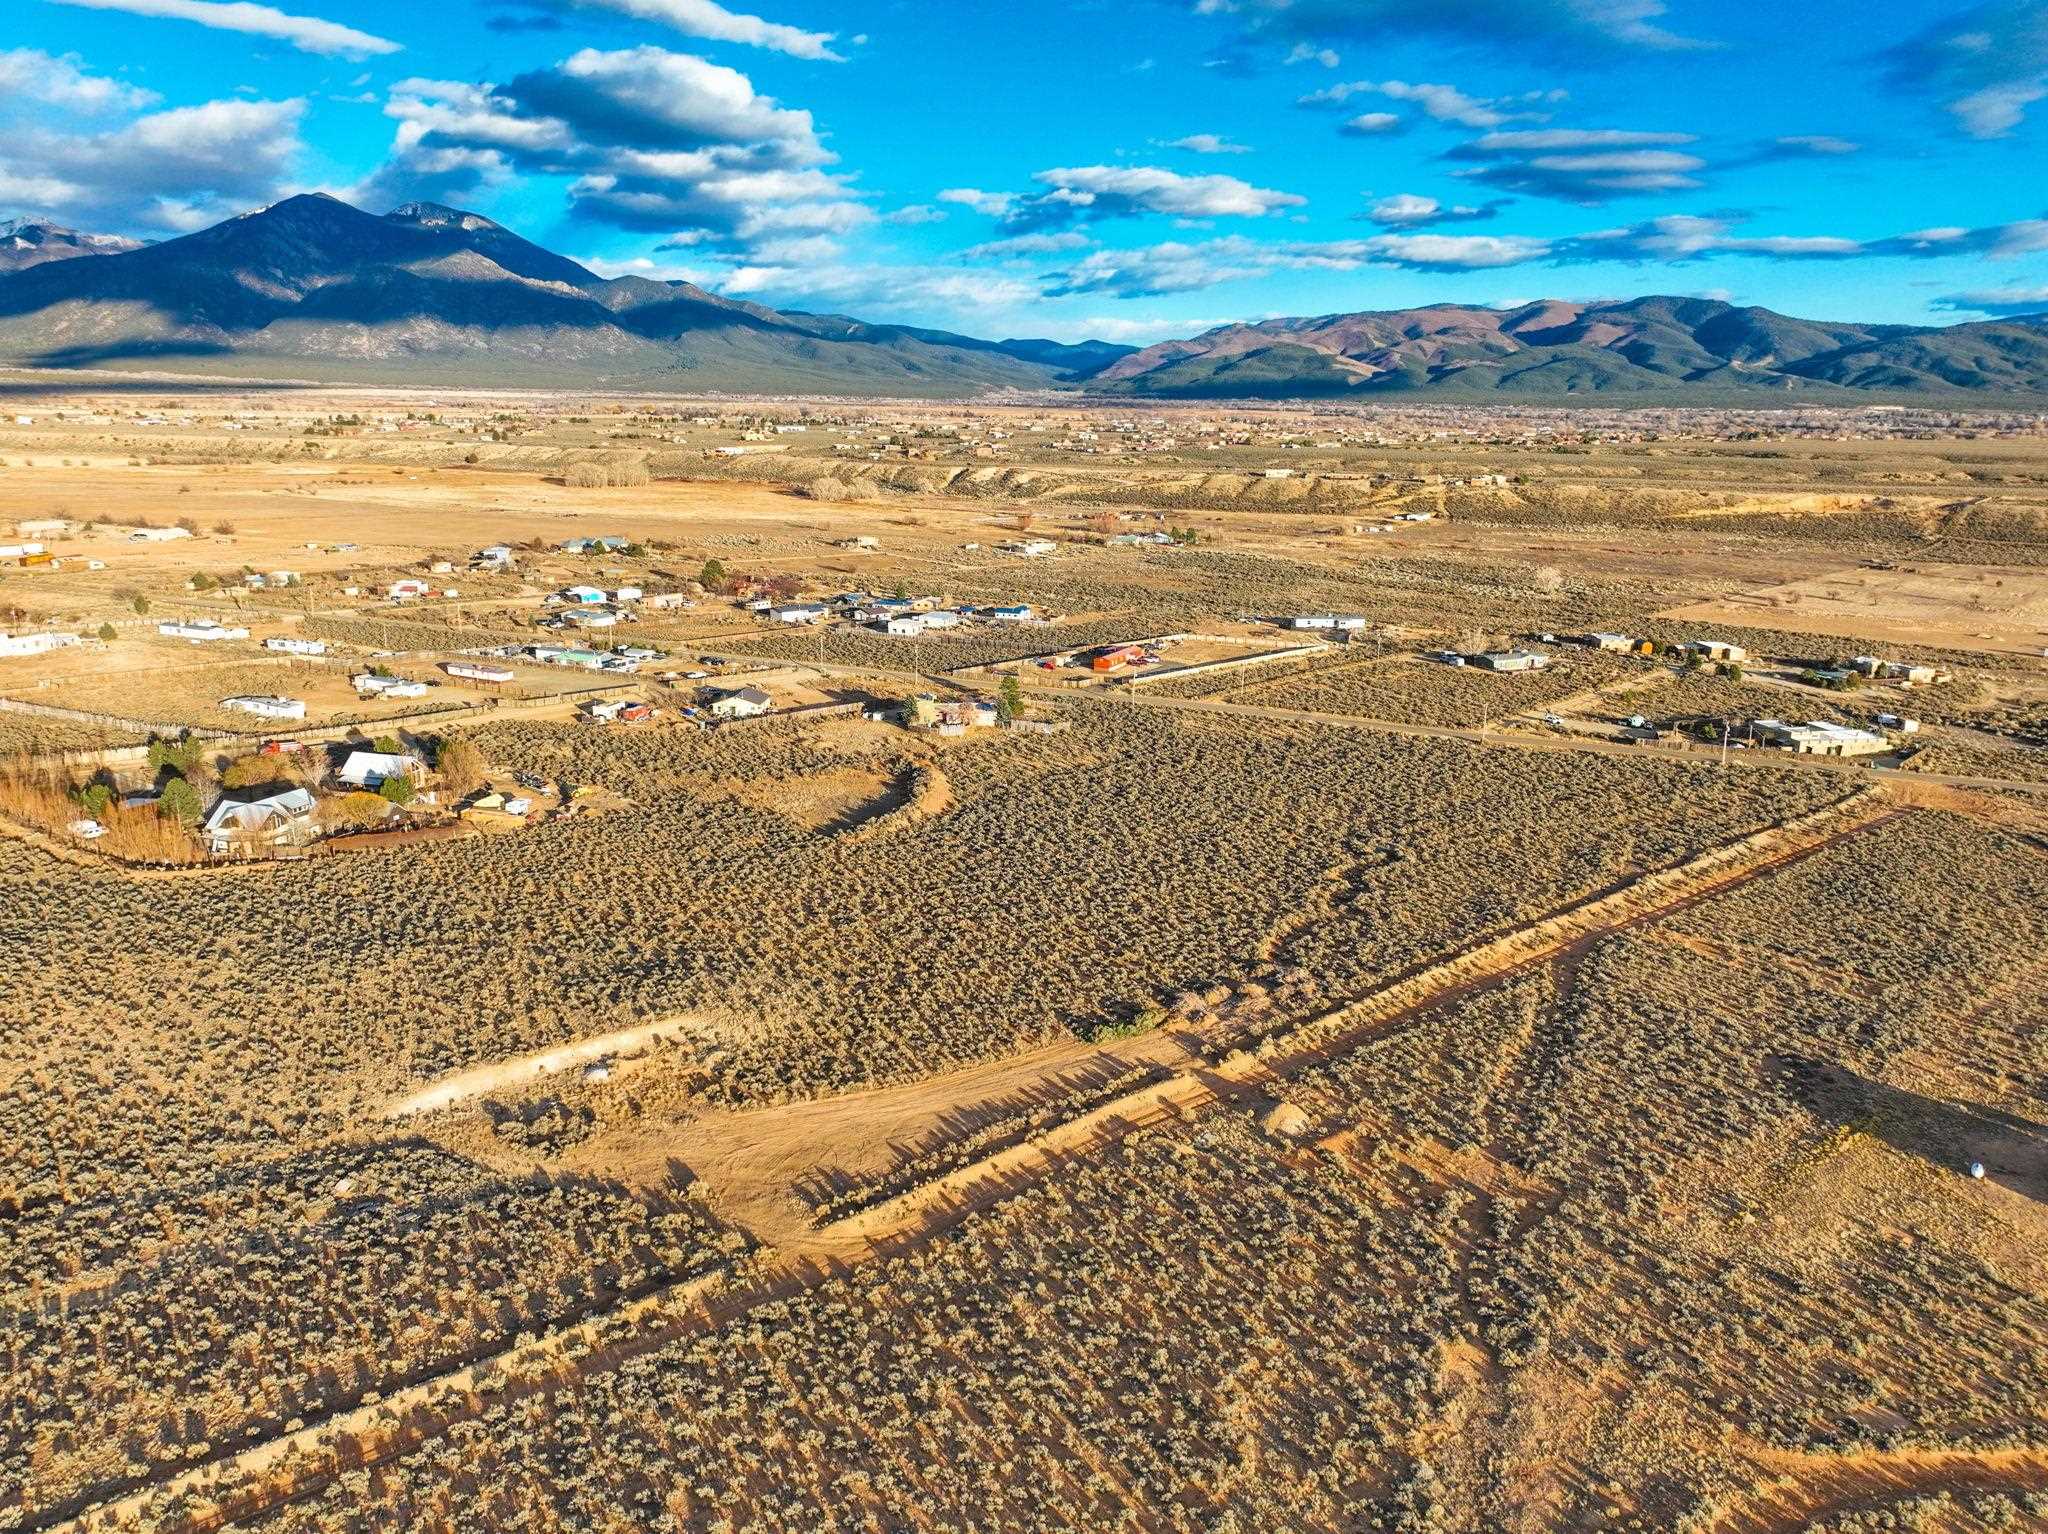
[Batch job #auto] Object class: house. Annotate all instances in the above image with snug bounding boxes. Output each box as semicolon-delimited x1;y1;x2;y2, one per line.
1285;614;1337;631
1681;639;1748;663
612;585;643;604
1751;719;1890;758
883;614;933;636
1582;632;1634;652
581;699;629;724
561;536;629;555
646;592;694;611
0;630;80;657
337;750;427;788
220;695;307;722
128;526;193;542
768;602;828;624
559;585;607;605
1000;538;1058;557
835;535;879;550
1851;655;1938;684
709;686;772;719
983;604;1035;623
445;660;516;684
472;545;515;570
201;788;318;854
931;698;1000;729
353;673;429;698
0;542;44;558
1091;644;1146;672
1875;713;1921;733
388;579;432;599
560;608;618;629
1473;650;1551;672
265;636;327;657
159;620;250;643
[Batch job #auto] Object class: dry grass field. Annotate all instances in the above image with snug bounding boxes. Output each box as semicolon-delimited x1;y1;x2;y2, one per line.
2;388;2046;1534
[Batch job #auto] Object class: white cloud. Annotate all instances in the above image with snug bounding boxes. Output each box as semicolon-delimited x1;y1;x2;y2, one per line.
1342;112;1401;134
0;49;159;114
1301;79;1561;128
1364;193;1497;228
357;48;864;253
1357;232;1552;269
939;188;1017;217
1285;43;1340;66
562;0;843;61
962;230;1093;259
45;0;399;59
1932;284;2048;316
1882;3;2048;138
981;165;1306;231
884;204;948;225
574;252;714;283
718;261;1041;315
1198;0;1704;55
1163;133;1252;154
0;95;307;229
1448;129;1706;200
1949;80;2047;136
516;47;828;161
1563;215;1864;262
1462;128;1693;151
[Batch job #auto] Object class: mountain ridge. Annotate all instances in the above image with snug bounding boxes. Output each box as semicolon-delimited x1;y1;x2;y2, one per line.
0;195;2043;400
1092;298;2048;400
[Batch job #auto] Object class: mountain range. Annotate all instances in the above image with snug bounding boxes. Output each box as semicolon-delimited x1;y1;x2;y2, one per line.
0;194;2044;401
0;219;145;275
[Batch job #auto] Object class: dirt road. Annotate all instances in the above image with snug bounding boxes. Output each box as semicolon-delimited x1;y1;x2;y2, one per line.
381;1016;698;1118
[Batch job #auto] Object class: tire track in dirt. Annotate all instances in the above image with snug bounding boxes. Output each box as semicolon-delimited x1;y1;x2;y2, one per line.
28;790;1906;1534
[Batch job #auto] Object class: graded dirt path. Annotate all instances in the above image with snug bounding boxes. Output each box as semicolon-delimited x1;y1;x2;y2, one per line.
28;789;1917;1534
380;1016;700;1118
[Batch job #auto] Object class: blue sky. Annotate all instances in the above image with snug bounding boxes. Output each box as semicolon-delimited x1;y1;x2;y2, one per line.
5;0;2047;341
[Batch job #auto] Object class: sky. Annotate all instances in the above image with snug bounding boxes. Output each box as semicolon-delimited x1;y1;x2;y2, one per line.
4;0;2048;342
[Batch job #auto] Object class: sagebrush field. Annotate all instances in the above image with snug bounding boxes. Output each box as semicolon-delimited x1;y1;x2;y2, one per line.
2;389;2046;1534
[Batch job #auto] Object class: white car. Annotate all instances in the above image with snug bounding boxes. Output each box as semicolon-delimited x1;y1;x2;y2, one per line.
68;819;106;841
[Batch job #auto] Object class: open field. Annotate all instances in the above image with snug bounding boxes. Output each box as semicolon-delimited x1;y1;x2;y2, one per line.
1660;561;2048;658
2;388;2047;1534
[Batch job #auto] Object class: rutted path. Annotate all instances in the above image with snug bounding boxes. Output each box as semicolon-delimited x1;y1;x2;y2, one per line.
30;790;1907;1534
